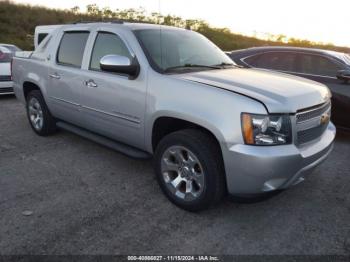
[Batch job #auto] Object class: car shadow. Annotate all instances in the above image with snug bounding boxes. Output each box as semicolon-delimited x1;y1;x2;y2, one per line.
227;190;284;204
0;94;16;100
336;129;350;142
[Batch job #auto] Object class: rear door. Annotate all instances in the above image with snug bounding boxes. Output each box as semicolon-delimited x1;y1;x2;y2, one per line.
79;28;147;149
47;29;90;125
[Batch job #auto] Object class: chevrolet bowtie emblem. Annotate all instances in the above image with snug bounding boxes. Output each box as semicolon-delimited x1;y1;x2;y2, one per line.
320;112;330;125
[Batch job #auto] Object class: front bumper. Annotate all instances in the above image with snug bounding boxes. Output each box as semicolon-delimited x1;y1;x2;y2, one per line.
0;81;14;94
222;122;336;195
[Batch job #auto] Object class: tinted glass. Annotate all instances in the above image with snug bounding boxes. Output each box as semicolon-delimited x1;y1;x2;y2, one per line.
38;33;48;46
57;32;89;67
245;52;296;71
90;32;132;71
343;54;350;65
134;29;234;72
297;54;342;77
325;51;350;66
243;54;261;66
39;36;51;51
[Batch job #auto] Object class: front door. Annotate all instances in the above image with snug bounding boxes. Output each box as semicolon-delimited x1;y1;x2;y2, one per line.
79;30;147;149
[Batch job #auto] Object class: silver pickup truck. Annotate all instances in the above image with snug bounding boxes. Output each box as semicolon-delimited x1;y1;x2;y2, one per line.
12;22;336;211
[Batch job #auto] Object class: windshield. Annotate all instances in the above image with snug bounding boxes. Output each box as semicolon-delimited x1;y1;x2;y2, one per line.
343;54;350;65
134;29;235;73
330;51;350;66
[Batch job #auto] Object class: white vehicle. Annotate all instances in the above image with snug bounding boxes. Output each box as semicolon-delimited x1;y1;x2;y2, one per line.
34;25;62;49
0;44;21;53
0;45;20;95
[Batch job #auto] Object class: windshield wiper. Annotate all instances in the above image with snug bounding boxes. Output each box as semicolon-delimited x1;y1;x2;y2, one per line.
213;62;243;68
164;64;221;73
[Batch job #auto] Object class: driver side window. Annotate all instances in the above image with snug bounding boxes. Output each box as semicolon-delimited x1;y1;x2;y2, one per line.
90;32;132;71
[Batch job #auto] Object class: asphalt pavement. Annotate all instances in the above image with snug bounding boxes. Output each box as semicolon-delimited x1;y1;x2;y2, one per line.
0;95;349;255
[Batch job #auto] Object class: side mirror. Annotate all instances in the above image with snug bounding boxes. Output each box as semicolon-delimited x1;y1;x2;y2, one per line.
100;54;140;79
336;69;350;83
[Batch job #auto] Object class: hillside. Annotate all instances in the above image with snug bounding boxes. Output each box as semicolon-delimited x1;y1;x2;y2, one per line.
1;1;349;53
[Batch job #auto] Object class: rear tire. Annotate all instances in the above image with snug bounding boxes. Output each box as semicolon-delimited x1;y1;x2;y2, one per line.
154;129;226;211
26;90;56;136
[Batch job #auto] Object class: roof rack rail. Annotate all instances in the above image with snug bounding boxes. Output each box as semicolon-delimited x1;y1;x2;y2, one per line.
72;19;157;25
117;19;156;25
72;20;118;24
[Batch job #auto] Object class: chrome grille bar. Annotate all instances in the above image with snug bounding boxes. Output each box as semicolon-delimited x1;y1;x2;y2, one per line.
296;101;331;145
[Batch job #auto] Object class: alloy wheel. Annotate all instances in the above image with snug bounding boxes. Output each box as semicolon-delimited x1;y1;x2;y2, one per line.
161;146;205;201
28;97;44;131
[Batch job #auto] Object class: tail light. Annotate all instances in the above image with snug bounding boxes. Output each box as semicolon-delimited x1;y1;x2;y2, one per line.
0;50;12;63
0;50;5;61
10;58;13;81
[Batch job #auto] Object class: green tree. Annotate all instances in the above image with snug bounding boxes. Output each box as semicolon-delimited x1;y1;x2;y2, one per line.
0;1;349;53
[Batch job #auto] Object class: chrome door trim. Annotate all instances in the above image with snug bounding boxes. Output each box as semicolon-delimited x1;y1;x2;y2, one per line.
287;71;338;79
50;97;140;124
265;69;338;80
50;96;80;106
82;105;141;124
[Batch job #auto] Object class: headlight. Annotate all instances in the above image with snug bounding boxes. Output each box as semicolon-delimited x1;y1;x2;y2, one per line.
241;113;292;145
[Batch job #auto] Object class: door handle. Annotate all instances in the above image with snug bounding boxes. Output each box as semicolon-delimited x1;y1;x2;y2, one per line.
85;79;98;88
49;73;61;79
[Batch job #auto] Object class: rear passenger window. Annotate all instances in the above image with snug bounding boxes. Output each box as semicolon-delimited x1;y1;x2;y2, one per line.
245;52;296;72
57;31;89;67
297;54;342;77
90;32;132;71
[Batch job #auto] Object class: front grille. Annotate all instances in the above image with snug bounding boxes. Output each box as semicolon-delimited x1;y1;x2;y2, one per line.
0;87;14;94
296;101;331;145
296;102;331;122
0;75;11;82
297;124;329;144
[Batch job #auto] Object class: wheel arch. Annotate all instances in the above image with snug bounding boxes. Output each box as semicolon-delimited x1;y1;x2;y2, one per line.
151;117;229;206
150;114;226;155
23;81;42;100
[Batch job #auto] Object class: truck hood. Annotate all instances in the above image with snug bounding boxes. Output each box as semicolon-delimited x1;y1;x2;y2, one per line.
175;68;331;113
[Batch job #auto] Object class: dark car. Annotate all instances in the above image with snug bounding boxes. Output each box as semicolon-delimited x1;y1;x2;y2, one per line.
227;46;350;129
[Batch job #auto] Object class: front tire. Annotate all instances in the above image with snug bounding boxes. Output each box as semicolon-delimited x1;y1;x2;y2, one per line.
154;129;226;211
26;90;56;136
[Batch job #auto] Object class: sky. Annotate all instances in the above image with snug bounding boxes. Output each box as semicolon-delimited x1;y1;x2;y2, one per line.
12;0;350;47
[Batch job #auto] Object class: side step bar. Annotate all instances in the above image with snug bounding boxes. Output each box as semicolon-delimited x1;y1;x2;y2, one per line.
56;121;152;159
